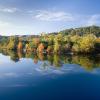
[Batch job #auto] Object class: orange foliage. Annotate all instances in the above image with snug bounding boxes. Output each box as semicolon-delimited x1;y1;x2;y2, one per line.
38;43;44;53
18;41;23;51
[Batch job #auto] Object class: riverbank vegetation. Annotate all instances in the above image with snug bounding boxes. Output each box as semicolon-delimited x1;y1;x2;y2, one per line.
0;26;100;54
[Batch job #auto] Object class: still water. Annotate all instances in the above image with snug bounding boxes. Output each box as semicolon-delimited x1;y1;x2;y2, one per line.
0;50;100;100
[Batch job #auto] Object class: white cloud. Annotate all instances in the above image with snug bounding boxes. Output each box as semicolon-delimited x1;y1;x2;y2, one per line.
87;14;100;25
33;10;74;21
0;7;18;13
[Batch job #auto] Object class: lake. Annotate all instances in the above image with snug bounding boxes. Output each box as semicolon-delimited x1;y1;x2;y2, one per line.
0;50;100;100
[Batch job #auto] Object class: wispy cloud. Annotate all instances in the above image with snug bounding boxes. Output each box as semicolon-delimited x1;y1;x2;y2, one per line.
0;7;19;13
87;14;100;25
33;10;74;22
0;7;100;35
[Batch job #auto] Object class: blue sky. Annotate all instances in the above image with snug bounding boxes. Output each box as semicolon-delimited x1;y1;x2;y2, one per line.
0;0;100;35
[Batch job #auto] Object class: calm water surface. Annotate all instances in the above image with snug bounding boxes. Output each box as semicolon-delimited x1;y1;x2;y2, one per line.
0;50;100;100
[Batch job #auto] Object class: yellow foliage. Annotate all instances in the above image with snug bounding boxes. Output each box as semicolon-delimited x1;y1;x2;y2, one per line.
79;34;96;52
95;38;100;43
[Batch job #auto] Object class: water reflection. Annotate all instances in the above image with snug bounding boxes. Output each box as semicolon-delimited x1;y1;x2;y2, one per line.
0;50;100;71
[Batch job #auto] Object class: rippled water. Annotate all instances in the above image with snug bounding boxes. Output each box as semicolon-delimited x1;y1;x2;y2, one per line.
0;50;100;100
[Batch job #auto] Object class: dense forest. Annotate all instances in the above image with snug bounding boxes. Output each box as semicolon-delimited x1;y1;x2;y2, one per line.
0;25;100;54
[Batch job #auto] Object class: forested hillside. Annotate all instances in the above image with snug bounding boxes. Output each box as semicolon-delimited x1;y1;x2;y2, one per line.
0;26;100;54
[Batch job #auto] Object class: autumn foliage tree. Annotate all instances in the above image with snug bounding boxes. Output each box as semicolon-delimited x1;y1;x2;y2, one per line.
37;43;45;53
17;41;23;51
72;34;96;53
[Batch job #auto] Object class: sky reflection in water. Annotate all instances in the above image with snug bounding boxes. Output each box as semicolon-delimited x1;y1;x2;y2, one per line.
0;51;100;100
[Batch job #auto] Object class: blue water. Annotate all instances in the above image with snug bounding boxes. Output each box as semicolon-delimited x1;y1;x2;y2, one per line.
0;53;100;100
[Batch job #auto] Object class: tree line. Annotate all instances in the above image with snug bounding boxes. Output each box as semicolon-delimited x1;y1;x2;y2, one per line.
0;25;100;54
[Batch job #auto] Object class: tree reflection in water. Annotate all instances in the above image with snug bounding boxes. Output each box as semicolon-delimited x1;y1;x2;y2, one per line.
0;50;100;71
